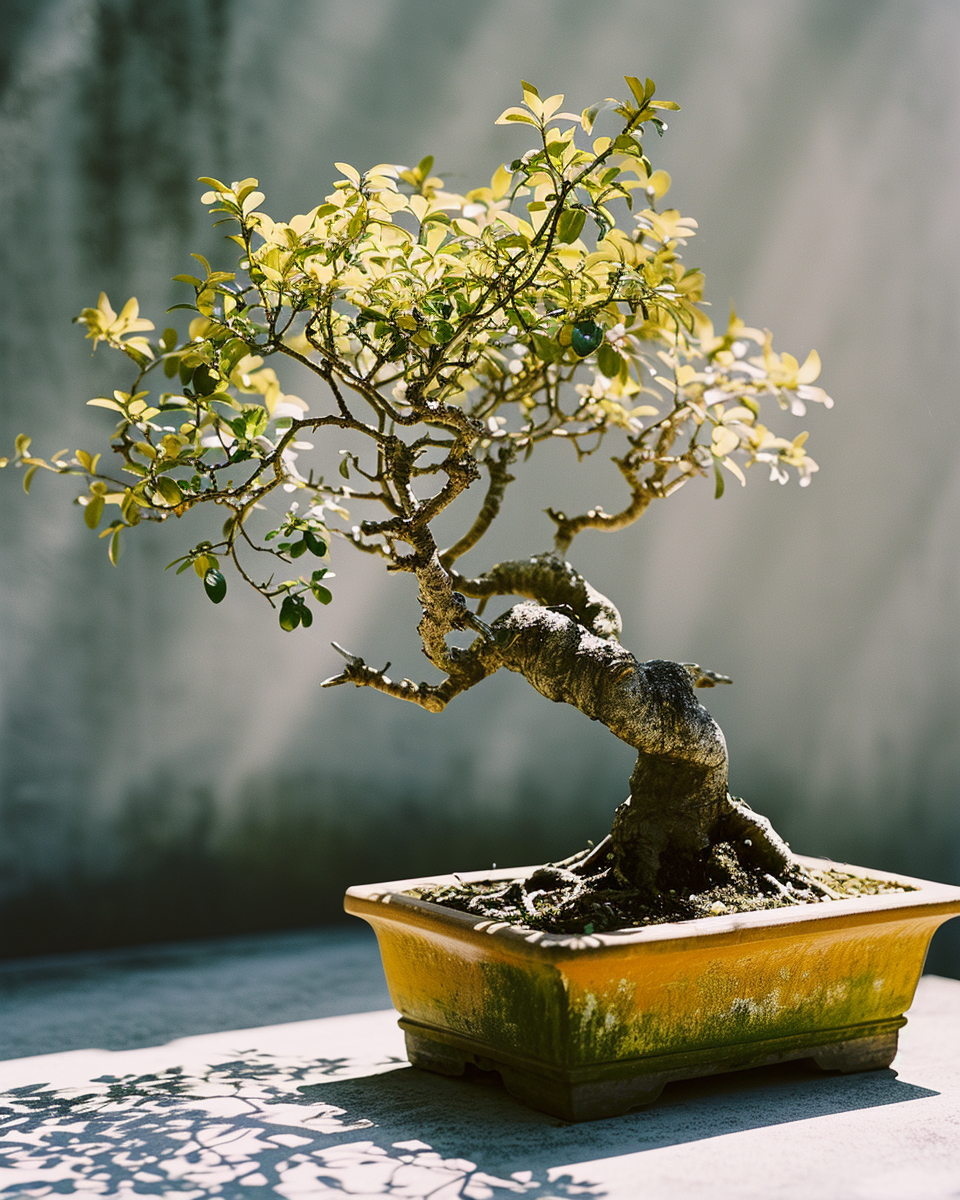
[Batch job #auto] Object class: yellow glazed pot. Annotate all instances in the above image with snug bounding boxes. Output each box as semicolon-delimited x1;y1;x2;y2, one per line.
344;855;960;1121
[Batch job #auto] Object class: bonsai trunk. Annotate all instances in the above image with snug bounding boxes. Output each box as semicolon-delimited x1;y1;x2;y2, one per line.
490;598;791;893
332;550;792;898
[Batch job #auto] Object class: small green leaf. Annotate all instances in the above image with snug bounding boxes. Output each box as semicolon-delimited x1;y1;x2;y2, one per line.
108;526;122;566
84;495;104;529
597;342;623;378
279;596;301;631
154;477;183;507
289;539;308;559
434;321;455;343
624;76;646;107
713;460;725;499
530;333;561;364
220;337;250;376
557;209;586;244
192;365;220;396
312;584;332;605
304;531;327;557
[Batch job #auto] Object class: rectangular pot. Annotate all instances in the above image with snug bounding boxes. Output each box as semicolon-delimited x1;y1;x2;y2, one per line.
344;856;960;1121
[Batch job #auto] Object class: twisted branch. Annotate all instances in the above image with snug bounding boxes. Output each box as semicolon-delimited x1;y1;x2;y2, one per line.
449;552;622;640
440;446;516;567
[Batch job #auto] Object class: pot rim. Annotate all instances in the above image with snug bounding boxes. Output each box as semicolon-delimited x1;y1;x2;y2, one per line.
344;854;960;959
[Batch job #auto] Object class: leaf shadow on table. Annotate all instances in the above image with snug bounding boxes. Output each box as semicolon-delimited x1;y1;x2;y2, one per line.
0;1045;937;1199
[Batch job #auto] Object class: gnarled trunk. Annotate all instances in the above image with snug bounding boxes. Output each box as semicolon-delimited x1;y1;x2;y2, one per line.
491;599;789;892
328;550;791;897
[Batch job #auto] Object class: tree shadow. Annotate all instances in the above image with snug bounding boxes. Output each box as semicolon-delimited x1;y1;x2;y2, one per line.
0;1050;595;1198
0;1042;937;1198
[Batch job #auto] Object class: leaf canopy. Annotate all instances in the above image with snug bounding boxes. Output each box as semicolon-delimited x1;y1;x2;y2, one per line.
4;75;831;628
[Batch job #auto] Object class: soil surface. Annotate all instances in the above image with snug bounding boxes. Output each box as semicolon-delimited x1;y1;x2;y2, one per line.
409;851;913;935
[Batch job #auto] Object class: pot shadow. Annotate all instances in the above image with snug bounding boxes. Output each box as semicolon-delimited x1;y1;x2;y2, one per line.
0;1044;936;1198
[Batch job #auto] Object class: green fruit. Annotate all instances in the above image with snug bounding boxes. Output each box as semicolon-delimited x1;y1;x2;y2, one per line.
304;531;327;557
203;569;227;604
279;597;301;631
570;320;604;357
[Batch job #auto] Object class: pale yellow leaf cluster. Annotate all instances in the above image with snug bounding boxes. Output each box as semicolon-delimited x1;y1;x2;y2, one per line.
77;293;155;358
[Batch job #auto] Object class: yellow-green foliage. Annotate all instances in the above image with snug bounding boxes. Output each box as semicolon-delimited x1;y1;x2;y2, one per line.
3;76;831;625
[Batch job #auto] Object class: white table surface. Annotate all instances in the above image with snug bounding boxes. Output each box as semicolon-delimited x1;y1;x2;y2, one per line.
1;926;958;1199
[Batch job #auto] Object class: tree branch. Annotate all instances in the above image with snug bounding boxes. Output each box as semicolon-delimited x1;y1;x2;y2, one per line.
320;633;501;712
449;552;622;640
440;446;516;567
546;456;651;555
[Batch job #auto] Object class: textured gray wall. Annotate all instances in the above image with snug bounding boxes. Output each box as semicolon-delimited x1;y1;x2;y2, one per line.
2;0;959;971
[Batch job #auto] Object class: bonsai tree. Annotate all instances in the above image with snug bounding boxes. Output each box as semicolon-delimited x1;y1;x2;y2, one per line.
3;76;836;929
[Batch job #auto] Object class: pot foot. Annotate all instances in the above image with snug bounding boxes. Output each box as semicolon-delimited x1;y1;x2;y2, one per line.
402;1023;665;1120
400;1015;907;1120
812;1029;900;1073
404;1027;468;1076
499;1068;667;1122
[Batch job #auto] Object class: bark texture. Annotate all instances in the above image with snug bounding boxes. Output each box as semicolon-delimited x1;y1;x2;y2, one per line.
327;550;791;896
489;596;789;891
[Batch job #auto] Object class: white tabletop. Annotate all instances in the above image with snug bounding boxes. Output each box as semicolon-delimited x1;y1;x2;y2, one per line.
1;927;957;1199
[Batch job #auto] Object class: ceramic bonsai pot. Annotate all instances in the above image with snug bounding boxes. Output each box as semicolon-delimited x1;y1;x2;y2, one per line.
344;855;960;1121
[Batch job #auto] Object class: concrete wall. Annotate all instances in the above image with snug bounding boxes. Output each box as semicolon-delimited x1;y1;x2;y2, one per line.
2;0;959;972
